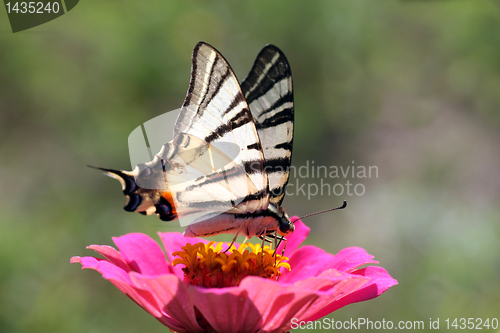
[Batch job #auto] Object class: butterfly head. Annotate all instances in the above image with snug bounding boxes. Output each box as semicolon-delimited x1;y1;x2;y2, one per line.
275;206;295;236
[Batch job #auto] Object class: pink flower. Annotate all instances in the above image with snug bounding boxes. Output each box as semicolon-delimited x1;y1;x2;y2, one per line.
71;219;397;333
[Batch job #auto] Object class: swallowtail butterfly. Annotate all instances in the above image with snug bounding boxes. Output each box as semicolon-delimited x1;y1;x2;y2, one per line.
100;42;295;240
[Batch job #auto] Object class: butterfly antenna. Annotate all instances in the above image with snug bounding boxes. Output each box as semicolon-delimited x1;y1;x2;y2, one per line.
297;200;347;220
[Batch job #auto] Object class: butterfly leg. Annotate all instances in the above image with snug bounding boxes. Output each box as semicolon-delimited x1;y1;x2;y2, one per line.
262;233;287;255
253;232;268;272
257;231;279;244
268;232;287;280
273;231;278;267
257;234;276;244
257;230;281;253
259;227;267;265
278;236;287;256
223;222;246;253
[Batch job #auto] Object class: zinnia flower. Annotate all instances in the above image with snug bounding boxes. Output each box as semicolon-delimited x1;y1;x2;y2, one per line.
71;219;397;332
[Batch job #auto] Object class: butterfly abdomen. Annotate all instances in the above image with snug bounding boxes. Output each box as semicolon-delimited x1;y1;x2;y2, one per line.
183;212;280;238
183;203;294;238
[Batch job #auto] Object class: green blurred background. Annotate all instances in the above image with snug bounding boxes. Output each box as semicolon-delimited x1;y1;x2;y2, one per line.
1;1;500;332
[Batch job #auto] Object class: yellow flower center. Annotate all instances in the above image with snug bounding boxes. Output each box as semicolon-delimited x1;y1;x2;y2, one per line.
172;241;291;288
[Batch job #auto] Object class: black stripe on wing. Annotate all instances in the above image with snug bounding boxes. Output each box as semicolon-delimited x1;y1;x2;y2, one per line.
241;46;292;107
204;108;252;143
241;45;294;206
255;104;294;130
174;42;270;213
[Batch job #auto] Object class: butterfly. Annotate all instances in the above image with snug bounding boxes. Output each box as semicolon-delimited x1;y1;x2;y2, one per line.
99;42;295;242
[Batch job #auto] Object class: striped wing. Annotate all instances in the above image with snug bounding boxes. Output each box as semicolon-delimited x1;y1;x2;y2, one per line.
100;43;295;228
167;42;269;220
240;45;294;205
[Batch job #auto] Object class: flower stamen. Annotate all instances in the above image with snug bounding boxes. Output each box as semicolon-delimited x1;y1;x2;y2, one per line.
172;241;291;288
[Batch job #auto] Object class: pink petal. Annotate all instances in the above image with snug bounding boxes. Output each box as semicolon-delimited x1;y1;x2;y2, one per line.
72;256;187;332
187;285;263;333
71;256;117;271
273;270;372;331
112;233;173;275
86;245;131;272
103;272;186;332
73;231;398;332
70;256;81;264
280;245;381;283
158;232;192;261
329;247;379;272
277;218;309;257
130;273;203;333
71;256;98;269
95;260;134;285
351;266;399;295
189;276;346;333
297;271;371;321
279;245;334;283
158;232;211;278
73;256;147;310
304;266;398;321
291;269;348;290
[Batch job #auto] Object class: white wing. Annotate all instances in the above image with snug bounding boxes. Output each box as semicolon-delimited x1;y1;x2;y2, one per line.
241;45;294;205
101;42;270;225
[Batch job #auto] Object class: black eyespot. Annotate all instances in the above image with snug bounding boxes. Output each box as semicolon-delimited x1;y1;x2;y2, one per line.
155;204;170;215
155;198;176;221
123;176;136;194
124;194;141;211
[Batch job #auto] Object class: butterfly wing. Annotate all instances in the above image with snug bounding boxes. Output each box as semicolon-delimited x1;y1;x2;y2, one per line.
182;45;295;238
169;42;269;222
102;42;270;225
240;45;294;206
